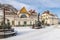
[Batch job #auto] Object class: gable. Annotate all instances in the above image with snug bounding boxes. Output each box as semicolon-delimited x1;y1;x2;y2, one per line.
20;7;27;13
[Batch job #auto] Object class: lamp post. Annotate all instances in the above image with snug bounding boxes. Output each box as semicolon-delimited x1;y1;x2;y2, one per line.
2;7;6;38
3;7;8;38
37;13;40;25
38;13;40;22
3;7;6;24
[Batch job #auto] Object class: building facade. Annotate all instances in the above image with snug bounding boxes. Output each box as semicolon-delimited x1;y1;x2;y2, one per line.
0;7;59;26
0;7;39;26
41;10;59;25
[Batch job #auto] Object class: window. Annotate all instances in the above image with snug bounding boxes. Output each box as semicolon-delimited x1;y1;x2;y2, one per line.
5;8;10;11
35;20;36;23
7;19;10;25
18;21;20;25
24;21;27;25
20;14;27;18
7;19;9;23
12;21;15;25
30;21;32;25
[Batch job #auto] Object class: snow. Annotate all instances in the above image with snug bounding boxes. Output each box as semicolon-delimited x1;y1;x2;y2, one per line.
0;25;60;40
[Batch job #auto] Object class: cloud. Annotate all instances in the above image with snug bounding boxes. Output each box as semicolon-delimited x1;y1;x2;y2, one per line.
0;0;35;10
0;0;60;17
0;0;60;10
15;0;60;8
39;0;60;8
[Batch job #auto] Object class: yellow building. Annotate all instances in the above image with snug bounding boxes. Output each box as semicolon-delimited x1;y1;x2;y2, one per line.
41;10;59;25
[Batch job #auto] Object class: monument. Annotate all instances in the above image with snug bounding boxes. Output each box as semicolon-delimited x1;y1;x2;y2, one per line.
32;13;42;29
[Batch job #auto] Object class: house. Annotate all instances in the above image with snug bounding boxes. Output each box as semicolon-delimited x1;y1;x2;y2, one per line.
41;10;59;25
0;7;38;26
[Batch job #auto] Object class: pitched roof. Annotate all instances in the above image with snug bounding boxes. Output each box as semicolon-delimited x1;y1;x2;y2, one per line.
20;7;27;13
42;10;55;16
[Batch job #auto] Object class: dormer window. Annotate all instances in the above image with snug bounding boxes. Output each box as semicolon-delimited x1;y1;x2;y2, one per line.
20;14;27;18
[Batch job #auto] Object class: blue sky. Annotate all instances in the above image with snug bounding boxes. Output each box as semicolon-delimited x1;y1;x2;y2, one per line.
0;0;60;18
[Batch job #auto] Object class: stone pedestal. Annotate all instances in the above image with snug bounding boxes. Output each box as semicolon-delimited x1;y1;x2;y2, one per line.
0;28;16;38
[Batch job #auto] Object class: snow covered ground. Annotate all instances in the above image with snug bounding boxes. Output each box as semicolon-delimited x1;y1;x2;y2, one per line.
1;25;60;40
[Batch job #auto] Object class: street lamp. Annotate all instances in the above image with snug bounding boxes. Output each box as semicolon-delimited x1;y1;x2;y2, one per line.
2;7;6;38
38;13;40;22
3;7;6;24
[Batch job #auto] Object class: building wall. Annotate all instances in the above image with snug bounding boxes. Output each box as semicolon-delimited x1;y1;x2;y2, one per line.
5;16;38;26
0;14;59;26
41;13;59;25
0;8;59;26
